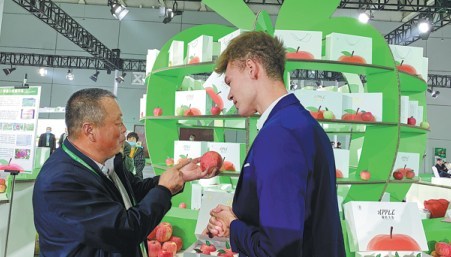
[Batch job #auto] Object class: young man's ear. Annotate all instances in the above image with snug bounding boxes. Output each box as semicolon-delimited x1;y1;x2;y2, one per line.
246;59;259;79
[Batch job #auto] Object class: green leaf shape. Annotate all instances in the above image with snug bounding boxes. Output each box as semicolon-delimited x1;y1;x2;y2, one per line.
179;154;187;159
286;47;297;53
395;252;400;257
194;249;202;253
416;253;421;257
376;255;381;257
226;241;231;249
206;240;212;246
212;84;219;94
202;0;255;30
343;109;356;114
0;159;8;165
341;51;352;57
306;106;318;112
217;249;226;254
254;10;274;36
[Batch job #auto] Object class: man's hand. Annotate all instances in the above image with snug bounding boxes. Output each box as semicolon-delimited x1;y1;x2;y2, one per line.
180;158;220;182
206;204;237;237
158;162;187;195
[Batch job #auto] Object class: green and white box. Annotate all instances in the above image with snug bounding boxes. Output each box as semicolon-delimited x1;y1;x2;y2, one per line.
334;148;350;178
174;90;213;116
293;90;344;119
275;30;322;60
389;44;424;77
343;93;383;121
146;49;159;75
187;35;213;64
408;100;418;123
168;40;184;67
139;94;146;119
218;29;245;54
421;57;429;81
392;152;420;177
417;106;423;126
173;140;208;165
344;201;428;253
400;96;409;124
203;72;236;115
207;142;245;173
326;33;373;64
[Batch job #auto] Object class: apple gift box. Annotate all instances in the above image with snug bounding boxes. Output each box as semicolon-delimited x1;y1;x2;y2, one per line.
183;191;237;257
342;93;383;122
202;72;236;115
187;35;213;64
389;44;425;78
218;29;246;54
173;141;209;166
334;148;350;178
325;32;373;64
344;201;428;254
392;152;420;179
293;90;344;119
207;142;245;174
169;40;185;67
274;29;322;60
174;90;213;116
400;96;409;124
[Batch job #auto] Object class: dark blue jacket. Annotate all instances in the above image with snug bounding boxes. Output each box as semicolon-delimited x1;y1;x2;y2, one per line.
230;94;346;257
33;139;172;257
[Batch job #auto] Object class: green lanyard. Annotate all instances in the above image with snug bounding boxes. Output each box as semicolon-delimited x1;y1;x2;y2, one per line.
62;144;100;177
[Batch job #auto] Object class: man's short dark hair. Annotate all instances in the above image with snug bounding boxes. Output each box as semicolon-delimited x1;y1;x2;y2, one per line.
127;132;139;141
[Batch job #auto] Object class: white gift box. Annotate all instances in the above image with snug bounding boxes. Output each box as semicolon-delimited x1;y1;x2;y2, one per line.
293;90;344;119
183;191;236;257
175;90;213;116
344;201;428;252
274;30;322;60
218;29;245;54
408;100;418;123
416;106;423;126
173;141;208;165
342;93;383;122
392;152;420;177
145;49;159;75
169;40;185;67
139;94;146;119
421;57;429;81
207;142;245;173
203;72;236;115
326;33;373;64
389;45;424;77
400;96;409;124
187;35;213;64
334;148;350;178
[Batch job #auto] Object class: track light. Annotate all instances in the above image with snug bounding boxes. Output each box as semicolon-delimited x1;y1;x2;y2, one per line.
427;86;440;98
3;65;16;75
163;0;182;24
90;71;100;82
39;68;47;77
66;69;74;81
418;18;432;40
109;0;129;21
115;72;126;83
358;11;370;24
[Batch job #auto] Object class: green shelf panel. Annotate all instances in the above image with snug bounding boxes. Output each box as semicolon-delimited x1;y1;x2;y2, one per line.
146;119;179;166
151;62;216;78
399;71;428;92
161;207;199;250
336;178;386;185
285;59;393;76
400;124;429;134
343;184;386;202
385;182;413;202
422;218;451;246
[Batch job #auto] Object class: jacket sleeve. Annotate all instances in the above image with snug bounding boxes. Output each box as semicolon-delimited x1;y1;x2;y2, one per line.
229;127;309;257
133;148;146;173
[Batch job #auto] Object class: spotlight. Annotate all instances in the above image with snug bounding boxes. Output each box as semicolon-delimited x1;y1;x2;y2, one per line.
39;68;47;77
109;0;129;21
358;11;370;24
66;69;74;81
3;66;16;75
163;0;182;24
431;90;440;98
427;87;433;94
115;72;126;83
90;71;100;82
418;18;432;40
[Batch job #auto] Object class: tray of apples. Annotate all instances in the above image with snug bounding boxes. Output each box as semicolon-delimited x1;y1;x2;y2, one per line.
184;240;237;257
147;222;183;257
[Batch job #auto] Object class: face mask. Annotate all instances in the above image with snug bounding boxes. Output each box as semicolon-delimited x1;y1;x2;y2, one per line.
128;141;136;147
46;130;51;133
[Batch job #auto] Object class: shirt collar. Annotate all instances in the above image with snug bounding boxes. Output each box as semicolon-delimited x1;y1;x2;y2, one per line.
256;93;288;130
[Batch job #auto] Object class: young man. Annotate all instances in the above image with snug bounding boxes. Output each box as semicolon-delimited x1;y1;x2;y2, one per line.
126;132;146;180
207;31;345;256
33;88;216;257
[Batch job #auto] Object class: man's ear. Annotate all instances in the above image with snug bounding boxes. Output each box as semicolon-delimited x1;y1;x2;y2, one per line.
82;123;95;141
246;59;260;80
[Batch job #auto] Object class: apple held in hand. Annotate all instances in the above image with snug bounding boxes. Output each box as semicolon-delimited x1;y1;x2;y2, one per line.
407;116;416;125
338;50;367;64
153;107;163;116
367;226;421;251
165;157;174;166
200;151;223;175
148;240;162;257
393;170;404;180
360;170;371;180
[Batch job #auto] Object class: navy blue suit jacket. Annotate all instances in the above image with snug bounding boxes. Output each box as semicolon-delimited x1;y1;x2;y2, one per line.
230;94;345;257
33;139;172;257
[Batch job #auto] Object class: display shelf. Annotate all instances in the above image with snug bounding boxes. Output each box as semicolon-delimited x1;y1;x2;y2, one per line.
285;59;394;76
399;71;428;92
387;178;420;183
143;114;259;121
415;181;451;190
151;62;215;78
336;178;386;185
400;124;430;134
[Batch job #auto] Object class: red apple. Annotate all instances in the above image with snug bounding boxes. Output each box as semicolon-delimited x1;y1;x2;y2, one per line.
178;202;187;209
205;87;224;110
360;170;371;181
309;105;324;119
338;51;366;64
336;169;343;178
361;111;375;122
211;105;222;115
165;157;174;166
162;241;177;256
0;163;24;172
393;170;404;180
184;107;201;116
157;250;173;257
0;178;5;185
435;242;451;256
396;60;417;75
217;249;234;257
156;222;173;243
286;47;314;60
200;241;216;254
0;184;6;193
395;165;413;177
147;226;158;240
405;169;415;179
147;240;162;257
153;107;163;116
407;116;416;125
200;151;223;175
367;226;421;251
220;161;236;172
342;108;361;121
169;236;183;252
188;56;200;64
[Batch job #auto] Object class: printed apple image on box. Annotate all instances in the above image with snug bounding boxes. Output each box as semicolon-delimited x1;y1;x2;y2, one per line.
293;90;344;120
183;191;237;257
203;72;237;115
173;141;208;166
218;29;246;54
344;201;428;253
334;149;350;178
274;30;322;60
389;45;424;77
392;152;420;180
207;142;245;173
168;40;184;67
174;90;213;116
187;35;213;64
326;32;373;64
342;93;383;122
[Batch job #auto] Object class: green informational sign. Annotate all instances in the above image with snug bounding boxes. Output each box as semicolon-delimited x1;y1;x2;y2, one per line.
434;148;446;159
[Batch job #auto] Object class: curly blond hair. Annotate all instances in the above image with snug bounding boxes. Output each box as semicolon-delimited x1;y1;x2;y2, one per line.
215;31;286;81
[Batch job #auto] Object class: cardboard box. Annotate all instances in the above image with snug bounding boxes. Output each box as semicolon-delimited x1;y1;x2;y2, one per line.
187;35;213;64
275;30;322;60
408;100;418;124
416;106;423;126
344;201;428;252
293;90;344;119
400;96;409;124
173;141;208;165
183;191;236;257
390;45;424;78
392;152;420;177
326;33;373;64
334;148;350;178
145;49;160;75
169;40;185;67
139;94;146;119
207;142;245;173
202;72;236;115
421;57;429;81
343;93;383;122
175;90;213;116
218;29;245;54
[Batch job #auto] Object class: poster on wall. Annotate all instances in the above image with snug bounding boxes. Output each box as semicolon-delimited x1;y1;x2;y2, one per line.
434;147;446;161
0;87;41;175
